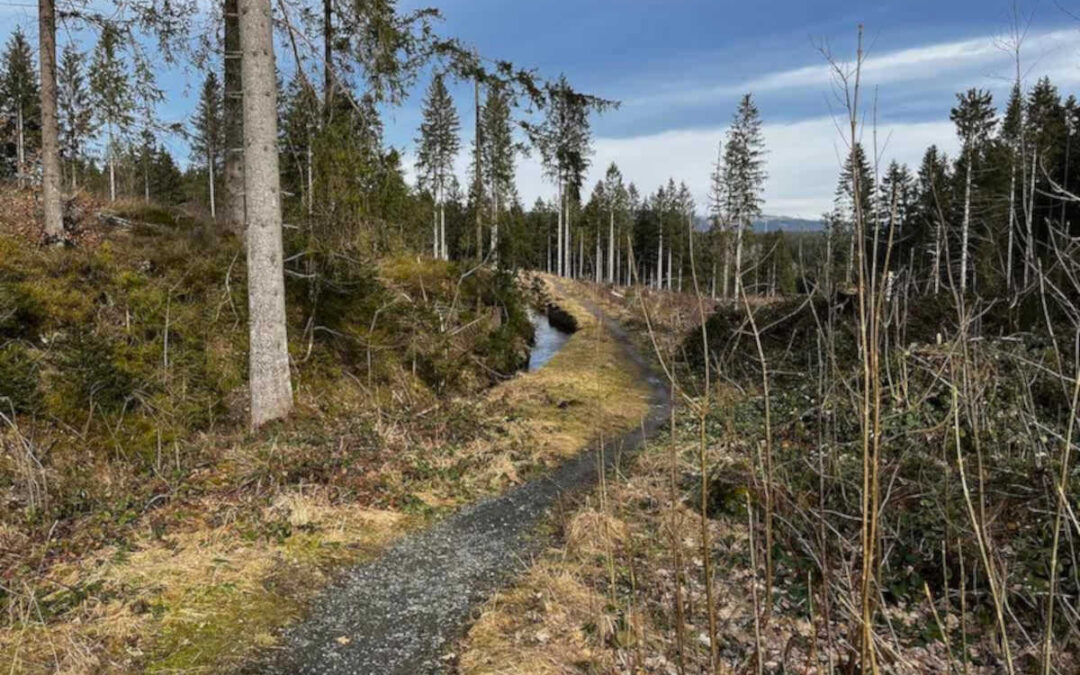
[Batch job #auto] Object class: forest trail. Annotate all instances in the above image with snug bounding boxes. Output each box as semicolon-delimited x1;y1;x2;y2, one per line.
255;283;669;675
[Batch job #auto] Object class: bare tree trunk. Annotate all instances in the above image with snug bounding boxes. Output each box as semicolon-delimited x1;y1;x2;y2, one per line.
660;246;669;291
108;123;116;202
439;199;447;260
577;233;583;279
557;181;564;276
566;200;573;277
223;0;245;232
432;205;439;258
961;152;972;293
240;0;292;427
1024;149;1037;287
595;226;601;283
1007;156;1016;292
474;77;483;260
565;199;571;277
16;109;25;188
734;222;744;298
306;141;313;217
656;230;663;290
490;190;498;262
932;218;942;294
39;0;63;242
208;155;217;219
607;209;615;283
323;0;333;109
722;235;730;298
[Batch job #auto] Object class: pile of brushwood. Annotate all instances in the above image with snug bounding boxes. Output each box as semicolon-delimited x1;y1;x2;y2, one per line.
0;203;532;599
681;287;1080;671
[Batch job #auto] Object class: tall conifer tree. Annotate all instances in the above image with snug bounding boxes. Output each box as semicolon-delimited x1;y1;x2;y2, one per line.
415;73;460;260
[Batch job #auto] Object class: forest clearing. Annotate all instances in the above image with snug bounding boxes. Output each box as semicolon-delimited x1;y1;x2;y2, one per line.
1;0;1080;673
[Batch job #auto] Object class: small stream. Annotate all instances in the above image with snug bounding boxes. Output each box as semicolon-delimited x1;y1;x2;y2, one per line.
527;309;572;371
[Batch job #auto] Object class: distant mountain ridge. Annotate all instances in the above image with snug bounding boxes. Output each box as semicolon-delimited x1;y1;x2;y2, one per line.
753;215;825;232
692;215;825;233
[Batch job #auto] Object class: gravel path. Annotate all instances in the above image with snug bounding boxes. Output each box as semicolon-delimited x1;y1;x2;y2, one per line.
255;296;669;675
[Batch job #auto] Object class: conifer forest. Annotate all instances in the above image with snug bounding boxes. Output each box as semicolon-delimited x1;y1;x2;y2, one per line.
1;1;1080;673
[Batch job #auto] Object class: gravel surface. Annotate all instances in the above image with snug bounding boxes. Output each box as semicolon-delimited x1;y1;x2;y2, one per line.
256;298;669;675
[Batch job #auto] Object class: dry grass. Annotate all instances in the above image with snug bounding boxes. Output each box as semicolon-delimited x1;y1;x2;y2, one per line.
0;490;408;673
454;275;651;493
458;560;617;675
0;272;653;674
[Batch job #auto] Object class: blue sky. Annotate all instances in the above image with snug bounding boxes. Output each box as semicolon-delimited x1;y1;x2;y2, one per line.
2;0;1079;217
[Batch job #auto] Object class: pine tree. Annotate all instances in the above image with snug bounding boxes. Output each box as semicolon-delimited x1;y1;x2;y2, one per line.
57;44;95;190
415;72;460;260
950;88;996;292
723;93;767;297
192;71;224;218
481;81;515;260
89;25;133;202
0;28;39;184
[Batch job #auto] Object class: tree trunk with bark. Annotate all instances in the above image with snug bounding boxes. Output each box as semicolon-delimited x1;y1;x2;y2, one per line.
240;0;292;427
39;0;62;241
223;0;245;232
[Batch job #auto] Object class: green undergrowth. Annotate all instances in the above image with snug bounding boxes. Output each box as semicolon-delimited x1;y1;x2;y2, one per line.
0;203;532;586
680;294;1080;661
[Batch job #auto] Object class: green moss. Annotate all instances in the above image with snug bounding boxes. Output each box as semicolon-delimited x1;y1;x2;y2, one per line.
147;582;302;672
0;342;39;413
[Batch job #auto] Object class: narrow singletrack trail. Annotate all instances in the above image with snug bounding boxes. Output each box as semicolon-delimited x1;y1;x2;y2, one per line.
256;292;669;675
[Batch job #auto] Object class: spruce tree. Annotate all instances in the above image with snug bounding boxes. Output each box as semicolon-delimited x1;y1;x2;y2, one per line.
191;71;224;218
880;160;915;269
57;44;95;190
914;145;952;293
481;81;515;260
0;28;39;184
722;93;767;297
89;25;133;202
602;163;626;284
279;74;319;218
1000;83;1024;291
950;88;996;292
1023;77;1063;282
833;142;874;286
533;75;592;277
415;72;460;260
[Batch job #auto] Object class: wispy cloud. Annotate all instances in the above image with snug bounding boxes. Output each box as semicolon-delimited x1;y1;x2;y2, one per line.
628;28;1080;109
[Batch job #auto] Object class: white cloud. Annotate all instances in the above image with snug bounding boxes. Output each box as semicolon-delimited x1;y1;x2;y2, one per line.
511;117;959;220
629;28;1080;107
